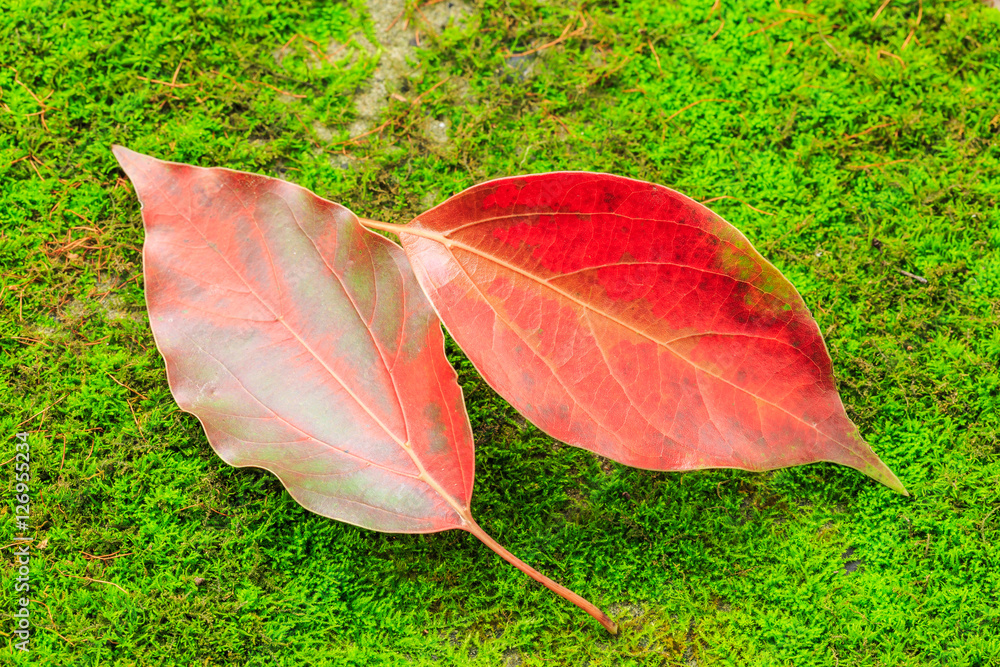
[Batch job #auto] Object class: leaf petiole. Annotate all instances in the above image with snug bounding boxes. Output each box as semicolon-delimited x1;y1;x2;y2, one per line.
464;518;619;635
361;215;618;634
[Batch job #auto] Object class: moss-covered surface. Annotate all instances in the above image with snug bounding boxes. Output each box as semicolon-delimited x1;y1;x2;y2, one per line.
2;0;999;664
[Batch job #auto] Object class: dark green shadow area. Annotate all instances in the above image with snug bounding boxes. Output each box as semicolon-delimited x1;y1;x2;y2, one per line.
1;0;998;664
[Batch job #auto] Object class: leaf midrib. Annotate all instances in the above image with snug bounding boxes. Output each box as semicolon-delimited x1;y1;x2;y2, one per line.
403;224;862;456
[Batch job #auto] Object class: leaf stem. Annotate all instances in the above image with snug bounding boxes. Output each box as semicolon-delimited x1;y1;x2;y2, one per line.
361;216;616;634
464;519;618;635
357;218;399;234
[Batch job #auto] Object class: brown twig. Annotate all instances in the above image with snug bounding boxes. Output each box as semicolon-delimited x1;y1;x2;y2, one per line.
83;431;97;465
126;398;146;441
80;336;111;346
843;121;894;141
583;52;633;88
13;75;57;131
178;502;232;518
171;57;186;85
507;13;587;57
82;551;134;562
30;598;75;646
326;36;355;62
278;33;298;52
59;435;66;478
666;98;735;122
57;570;129;596
385;5;407;32
15;396;66;428
31;154;69;184
816;22;845;60
781;8;821;18
896;269;927;284
207;69;247;91
902;0;922;49
878;49;905;68
103;370;148;400
297;33;324;52
700;195;774;216
648;39;662;71
335;77;450;146
25;156;44;180
871;0;893;21
540;103;573;137
709;19;725;41
135;75;194;89
748;17;794;36
248;79;306;98
847;158;911;170
66;209;101;233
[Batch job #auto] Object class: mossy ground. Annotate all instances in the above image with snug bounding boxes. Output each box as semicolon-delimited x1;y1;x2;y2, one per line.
2;0;999;664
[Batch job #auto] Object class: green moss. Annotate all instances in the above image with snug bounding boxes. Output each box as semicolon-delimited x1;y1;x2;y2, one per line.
2;0;999;664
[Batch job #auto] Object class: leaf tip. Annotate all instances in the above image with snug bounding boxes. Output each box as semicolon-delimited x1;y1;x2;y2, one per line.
110;144;147;179
864;457;909;496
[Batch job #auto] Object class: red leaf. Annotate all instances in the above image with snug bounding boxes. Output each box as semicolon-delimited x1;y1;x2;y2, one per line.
113;149;618;633
381;173;905;494
114;147;475;532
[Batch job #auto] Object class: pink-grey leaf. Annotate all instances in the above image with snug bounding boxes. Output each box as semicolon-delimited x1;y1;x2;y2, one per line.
394;172;906;494
113;146;476;532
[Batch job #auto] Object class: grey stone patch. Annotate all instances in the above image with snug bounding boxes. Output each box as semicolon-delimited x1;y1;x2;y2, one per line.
422;116;449;145
348;0;412;137
589;47;608;70
272;43;292;68
607;601;645;621
419;189;441;210
448;75;474;104
312;121;336;142
682;618;698;666
418;0;473;34
844;559;863;574
350;76;390;136
91;276;144;323
100;294;141;322
325;39;352;66
272;39;330;72
351;32;378;57
30;321;66;344
348;0;473;138
503;53;537;81
348;3;405;136
33;275;144;347
841;546;864;574
502;648;523;667
329;153;363;171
